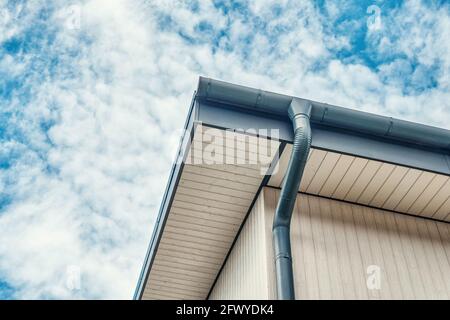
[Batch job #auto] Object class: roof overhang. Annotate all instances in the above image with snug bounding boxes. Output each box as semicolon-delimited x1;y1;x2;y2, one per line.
196;77;450;175
197;77;450;152
134;78;450;300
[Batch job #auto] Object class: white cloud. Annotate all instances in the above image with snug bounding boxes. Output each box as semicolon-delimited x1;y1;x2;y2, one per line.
0;0;449;299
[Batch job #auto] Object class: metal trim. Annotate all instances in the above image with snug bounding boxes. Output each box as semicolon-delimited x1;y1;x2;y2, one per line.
196;100;450;176
197;77;450;152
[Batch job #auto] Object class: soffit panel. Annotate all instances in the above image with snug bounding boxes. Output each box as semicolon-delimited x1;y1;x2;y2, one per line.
142;125;280;299
268;147;450;222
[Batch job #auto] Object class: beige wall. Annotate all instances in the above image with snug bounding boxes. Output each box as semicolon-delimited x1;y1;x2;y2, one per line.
210;187;450;300
209;192;272;299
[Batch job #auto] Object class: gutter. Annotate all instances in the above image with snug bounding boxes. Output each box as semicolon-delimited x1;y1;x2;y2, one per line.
197;77;450;152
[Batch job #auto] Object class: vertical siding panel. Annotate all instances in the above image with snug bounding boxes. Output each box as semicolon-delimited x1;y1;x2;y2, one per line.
373;210;404;299
292;195;307;299
382;213;415;299
242;206;248;298
331;198;357;299
255;198;262;297
208;189;269;300
393;214;427;299
436;223;450;268
351;205;376;299
340;202;369;299
425;221;450;296
363;207;391;299
309;196;333;299
415;219;449;299
405;217;438;299
264;188;277;300
319;197;345;299
301;195;320;299
258;193;265;299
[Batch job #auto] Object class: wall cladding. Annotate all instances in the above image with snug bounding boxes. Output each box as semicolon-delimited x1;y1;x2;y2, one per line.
209;192;272;300
211;187;450;300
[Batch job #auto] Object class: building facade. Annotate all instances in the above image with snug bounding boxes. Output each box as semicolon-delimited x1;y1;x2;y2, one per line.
135;78;450;300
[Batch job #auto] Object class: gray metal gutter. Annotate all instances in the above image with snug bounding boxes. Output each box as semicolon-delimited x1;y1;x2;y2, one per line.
197;77;450;152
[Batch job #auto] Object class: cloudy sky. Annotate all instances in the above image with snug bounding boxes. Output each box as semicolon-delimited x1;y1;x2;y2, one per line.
0;0;449;299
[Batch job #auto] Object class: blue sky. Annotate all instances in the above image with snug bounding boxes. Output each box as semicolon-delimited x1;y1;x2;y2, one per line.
0;0;449;299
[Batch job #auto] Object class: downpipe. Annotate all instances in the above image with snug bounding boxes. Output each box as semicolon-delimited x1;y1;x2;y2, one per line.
272;98;312;300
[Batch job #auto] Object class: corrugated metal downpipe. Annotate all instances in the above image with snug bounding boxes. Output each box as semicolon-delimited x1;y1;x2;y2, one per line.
272;98;312;300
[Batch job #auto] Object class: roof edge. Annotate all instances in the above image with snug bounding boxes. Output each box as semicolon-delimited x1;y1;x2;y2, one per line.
197;77;450;152
133;92;198;300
